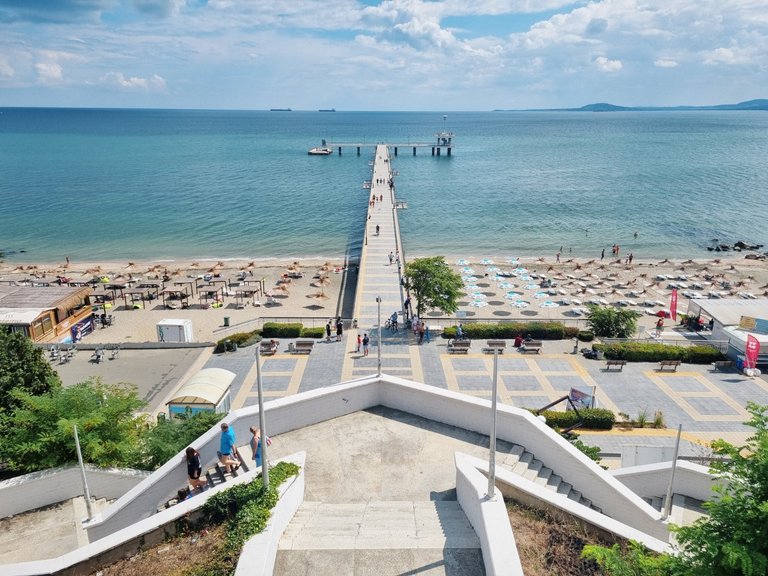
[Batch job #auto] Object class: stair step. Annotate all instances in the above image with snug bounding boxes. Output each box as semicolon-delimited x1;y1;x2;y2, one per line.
512;452;534;475
556;481;572;496
567;489;582;502
546;474;562;491
499;444;525;467
534;467;553;486
523;459;543;481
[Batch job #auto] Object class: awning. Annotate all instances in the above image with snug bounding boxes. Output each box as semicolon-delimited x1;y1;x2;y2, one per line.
0;307;49;325
167;368;235;407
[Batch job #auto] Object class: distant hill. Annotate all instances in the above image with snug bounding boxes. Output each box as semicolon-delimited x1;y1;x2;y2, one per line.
495;99;768;112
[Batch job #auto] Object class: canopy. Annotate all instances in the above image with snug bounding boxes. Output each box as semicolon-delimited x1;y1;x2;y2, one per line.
167;368;235;407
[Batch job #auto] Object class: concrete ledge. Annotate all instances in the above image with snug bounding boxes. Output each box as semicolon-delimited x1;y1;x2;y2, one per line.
3;454;305;576
611;460;717;502
0;465;149;519
461;453;671;554
455;452;523;576
235;453;306;576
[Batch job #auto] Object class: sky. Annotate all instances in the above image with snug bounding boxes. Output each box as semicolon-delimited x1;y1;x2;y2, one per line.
1;0;767;111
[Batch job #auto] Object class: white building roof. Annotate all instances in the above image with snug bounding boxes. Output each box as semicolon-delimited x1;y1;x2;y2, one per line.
167;368;235;407
689;299;768;326
0;307;48;325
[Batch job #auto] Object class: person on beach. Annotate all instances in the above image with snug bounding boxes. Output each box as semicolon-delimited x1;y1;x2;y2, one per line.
556;252;560;263
217;423;240;474
325;321;332;342
628;253;634;264
185;447;207;491
601;248;605;260
362;333;370;356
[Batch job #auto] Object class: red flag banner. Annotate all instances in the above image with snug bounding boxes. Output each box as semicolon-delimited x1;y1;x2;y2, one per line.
670;289;678;322
746;334;760;370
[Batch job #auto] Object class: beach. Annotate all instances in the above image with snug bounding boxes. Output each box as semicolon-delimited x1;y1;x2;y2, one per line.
2;253;766;344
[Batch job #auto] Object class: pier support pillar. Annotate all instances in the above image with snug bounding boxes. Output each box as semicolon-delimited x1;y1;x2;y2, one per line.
437;147;441;156
337;147;342;155
357;147;361;155
431;147;435;156
447;147;451;156
413;147;416;156
394;147;398;156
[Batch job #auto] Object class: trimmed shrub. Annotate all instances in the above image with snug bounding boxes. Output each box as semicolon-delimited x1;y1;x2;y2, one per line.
262;322;303;338
577;331;595;342
300;326;324;338
594;342;724;363
564;327;580;339
537;408;615;430
441;322;566;340
214;330;260;353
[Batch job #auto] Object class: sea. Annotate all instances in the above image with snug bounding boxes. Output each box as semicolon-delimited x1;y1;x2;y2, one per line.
1;108;766;264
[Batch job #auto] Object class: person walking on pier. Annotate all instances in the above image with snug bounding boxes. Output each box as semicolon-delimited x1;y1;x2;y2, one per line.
375;224;380;236
325;321;332;342
388;252;394;265
336;318;343;342
362;333;370;356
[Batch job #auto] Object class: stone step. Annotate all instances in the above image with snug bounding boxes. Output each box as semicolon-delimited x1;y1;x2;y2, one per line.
280;501;480;551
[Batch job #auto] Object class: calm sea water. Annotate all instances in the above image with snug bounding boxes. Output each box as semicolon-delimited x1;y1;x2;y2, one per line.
1;108;766;263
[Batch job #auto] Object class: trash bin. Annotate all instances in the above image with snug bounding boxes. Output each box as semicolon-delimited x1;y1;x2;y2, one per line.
736;355;745;371
223;316;230;327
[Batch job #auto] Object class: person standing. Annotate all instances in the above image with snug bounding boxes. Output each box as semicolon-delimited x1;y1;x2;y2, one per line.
600;248;605;260
403;296;412;319
388;252;394;265
556;252;561;263
249;426;271;468
424;322;430;343
218;423;240;474
356;333;362;353
362;333;370;356
655;317;664;337
418;322;426;344
336;318;343;342
325;321;332;342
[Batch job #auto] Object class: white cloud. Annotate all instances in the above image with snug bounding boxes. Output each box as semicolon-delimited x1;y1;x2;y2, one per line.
101;71;167;90
594;55;622;72
0;55;14;77
702;46;753;66
35;61;63;83
654;58;678;68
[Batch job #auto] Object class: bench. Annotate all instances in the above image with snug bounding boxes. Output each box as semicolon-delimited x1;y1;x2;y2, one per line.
658;360;681;372
519;340;543;354
288;340;314;354
604;359;626;372
482;340;507;354
447;339;471;354
711;360;734;372
260;339;280;356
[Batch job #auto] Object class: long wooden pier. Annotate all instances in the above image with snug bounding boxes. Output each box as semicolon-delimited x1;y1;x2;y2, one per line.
321;131;453;156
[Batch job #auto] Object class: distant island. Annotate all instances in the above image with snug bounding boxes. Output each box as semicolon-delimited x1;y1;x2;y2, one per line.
495;99;768;112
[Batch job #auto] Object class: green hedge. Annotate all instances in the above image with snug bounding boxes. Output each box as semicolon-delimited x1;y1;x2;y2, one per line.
594;342;724;363
300;326;324;338
564;327;580;339
214;330;261;353
577;331;595;342
441;322;566;340
262;322;303;338
535;408;615;430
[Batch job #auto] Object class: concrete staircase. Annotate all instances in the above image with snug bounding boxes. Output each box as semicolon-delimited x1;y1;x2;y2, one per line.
642;494;707;526
275;501;484;575
496;441;603;513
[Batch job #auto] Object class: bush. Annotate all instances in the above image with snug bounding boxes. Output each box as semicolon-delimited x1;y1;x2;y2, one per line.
300;326;324;338
537;408;615;430
594;342;724;363
261;322;303;338
577;331;594;342
564;327;580;339
214;330;260;353
441;322;566;340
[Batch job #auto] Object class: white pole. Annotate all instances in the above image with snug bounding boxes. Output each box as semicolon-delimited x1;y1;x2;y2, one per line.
255;346;269;488
73;424;94;521
487;349;499;499
376;296;382;377
662;424;682;520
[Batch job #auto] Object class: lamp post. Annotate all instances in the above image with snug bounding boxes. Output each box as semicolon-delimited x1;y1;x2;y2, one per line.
376;296;382;376
487;349;499;499
73;424;94;521
255;346;269;488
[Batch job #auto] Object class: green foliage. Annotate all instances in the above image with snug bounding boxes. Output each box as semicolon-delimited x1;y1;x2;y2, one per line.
537;408;615;430
404;257;464;318
261;322;303;338
595;342;724;363
670;402;768;576
564;434;603;465
137;411;223;470
214;330;260;353
582;540;673;575
586;305;640;338
564;326;580;338
441;322;566;340
0;379;146;472
0;331;61;419
300;326;325;338
578;331;595;342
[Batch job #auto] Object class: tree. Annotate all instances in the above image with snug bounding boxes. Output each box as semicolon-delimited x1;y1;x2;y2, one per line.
404;257;464;318
138;410;223;470
0;330;61;418
586;305;640;338
0;379;146;472
669;401;768;575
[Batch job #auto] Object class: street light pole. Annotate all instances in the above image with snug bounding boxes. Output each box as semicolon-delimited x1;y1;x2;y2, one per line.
73;424;94;521
662;424;682;520
487;349;499;499
376;296;382;377
255;346;269;488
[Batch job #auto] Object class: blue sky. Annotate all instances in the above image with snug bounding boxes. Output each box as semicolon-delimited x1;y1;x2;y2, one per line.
1;0;766;110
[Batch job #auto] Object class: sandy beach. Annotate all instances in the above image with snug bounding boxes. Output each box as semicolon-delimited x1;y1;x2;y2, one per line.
1;253;766;343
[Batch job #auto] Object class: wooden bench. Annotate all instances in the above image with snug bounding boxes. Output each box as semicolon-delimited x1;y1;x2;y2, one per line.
447;339;471;354
658;360;681;372
482;340;507;354
605;359;626;371
519;340;543;354
260;339;280;356
288;340;314;354
711;360;734;372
